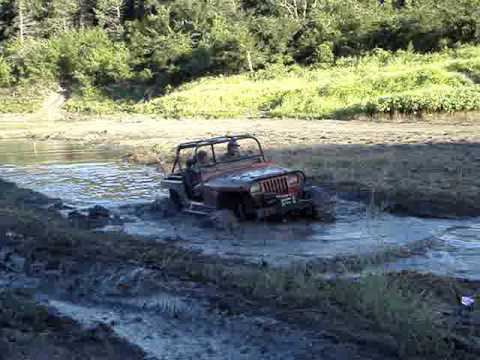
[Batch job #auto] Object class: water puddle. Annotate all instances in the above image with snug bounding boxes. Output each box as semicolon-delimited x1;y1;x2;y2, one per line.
1;140;479;279
387;222;480;280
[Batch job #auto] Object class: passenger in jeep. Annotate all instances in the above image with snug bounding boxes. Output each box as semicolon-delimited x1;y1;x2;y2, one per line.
185;150;209;199
197;150;209;166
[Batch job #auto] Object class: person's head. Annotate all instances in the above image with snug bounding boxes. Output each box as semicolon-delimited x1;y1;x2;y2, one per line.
227;138;240;156
197;150;208;165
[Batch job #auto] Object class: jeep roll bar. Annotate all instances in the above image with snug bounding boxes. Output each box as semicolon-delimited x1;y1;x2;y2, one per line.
170;134;265;174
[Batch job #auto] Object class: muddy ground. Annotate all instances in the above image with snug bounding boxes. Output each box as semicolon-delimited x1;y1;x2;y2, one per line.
0;180;386;360
1;115;480;217
1;179;480;359
2;114;480;358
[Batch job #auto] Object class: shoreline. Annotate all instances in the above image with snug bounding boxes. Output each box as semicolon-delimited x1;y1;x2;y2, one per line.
2;114;480;218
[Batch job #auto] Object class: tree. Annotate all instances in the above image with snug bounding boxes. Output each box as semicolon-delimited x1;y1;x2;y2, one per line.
44;0;95;34
44;0;80;34
94;0;125;36
278;0;319;20
11;0;42;43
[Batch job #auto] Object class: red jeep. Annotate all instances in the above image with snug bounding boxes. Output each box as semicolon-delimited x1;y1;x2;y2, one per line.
161;135;334;220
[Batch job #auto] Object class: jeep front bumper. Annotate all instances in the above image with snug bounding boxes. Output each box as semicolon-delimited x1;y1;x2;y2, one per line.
255;194;313;219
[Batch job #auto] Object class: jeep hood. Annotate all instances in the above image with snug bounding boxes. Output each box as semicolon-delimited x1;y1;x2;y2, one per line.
203;163;292;191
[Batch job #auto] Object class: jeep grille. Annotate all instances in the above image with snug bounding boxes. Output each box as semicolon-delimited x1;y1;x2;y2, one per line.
260;176;289;194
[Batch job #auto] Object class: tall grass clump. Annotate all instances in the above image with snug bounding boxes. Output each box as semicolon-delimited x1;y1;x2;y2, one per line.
138;74;309;118
329;274;453;357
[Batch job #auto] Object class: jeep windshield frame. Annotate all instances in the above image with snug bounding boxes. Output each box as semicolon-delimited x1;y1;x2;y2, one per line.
171;135;265;174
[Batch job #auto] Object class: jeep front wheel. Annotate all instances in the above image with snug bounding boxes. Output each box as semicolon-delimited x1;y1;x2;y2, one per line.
234;196;256;221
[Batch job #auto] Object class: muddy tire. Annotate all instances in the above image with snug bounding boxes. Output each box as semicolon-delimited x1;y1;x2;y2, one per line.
150;193;181;217
234;196;256;221
208;209;239;232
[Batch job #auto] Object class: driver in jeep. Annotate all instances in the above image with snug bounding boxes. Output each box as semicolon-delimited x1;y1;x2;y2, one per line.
220;138;241;161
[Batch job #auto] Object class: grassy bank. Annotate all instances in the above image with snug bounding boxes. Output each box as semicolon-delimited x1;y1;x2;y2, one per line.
2;46;480;120
61;46;480;119
1;179;480;358
0;86;48;114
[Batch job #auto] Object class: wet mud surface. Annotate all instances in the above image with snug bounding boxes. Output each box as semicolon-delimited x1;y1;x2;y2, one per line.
1;240;379;360
3;116;480;217
1;176;480;359
1;139;480;359
0;140;478;280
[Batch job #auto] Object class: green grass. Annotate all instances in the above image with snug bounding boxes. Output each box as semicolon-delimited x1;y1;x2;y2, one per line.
3;45;480;119
0;86;47;113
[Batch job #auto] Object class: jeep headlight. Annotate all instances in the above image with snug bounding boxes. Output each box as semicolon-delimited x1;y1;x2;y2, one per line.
250;183;261;194
287;174;300;186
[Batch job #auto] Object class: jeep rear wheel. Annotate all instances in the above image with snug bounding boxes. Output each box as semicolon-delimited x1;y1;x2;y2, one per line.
169;190;183;210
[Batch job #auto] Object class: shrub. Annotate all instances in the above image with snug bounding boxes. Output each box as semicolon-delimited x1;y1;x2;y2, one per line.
0;56;12;87
3;29;132;91
4;38;60;83
133;45;480;119
0;86;46;113
54;29;132;89
368;85;480;114
448;58;480;83
63;87;134;114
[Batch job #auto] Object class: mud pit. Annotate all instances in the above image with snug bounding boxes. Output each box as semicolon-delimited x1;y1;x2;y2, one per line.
1;139;479;280
2;139;480;359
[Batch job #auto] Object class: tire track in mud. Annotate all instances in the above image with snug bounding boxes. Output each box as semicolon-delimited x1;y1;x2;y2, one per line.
34;265;369;360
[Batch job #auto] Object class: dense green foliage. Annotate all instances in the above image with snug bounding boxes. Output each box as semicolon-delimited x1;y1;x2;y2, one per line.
0;0;479;117
59;46;480;118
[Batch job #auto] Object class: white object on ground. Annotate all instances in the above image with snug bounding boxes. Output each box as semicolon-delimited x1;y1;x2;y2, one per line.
461;296;475;307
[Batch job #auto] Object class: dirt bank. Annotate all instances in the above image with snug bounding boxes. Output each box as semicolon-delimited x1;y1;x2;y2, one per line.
1;179;480;359
1;115;480;217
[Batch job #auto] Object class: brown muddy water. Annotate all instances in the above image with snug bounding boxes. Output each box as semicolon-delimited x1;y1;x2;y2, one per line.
1;140;479;280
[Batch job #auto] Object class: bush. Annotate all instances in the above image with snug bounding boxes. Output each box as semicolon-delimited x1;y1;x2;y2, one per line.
3;29;132;91
63;87;134;114
0;56;12;87
128;45;480;119
0;86;46;113
368;85;480;114
54;29;132;89
4;38;60;83
448;58;480;83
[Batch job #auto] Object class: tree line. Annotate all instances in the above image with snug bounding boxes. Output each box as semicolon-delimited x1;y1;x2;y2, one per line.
0;0;479;96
